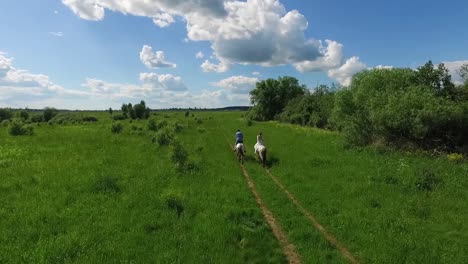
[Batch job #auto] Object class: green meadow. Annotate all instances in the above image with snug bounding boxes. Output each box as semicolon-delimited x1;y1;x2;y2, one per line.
1;111;467;263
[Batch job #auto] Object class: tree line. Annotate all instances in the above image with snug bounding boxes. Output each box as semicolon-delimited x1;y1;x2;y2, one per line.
248;61;468;153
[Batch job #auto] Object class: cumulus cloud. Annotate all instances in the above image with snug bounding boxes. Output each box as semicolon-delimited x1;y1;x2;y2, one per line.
212;75;258;94
62;0;105;21
201;59;230;72
140;72;188;91
139;45;176;69
327;57;367;86
152;13;175;27
63;0;351;71
442;60;468;85
195;51;204;59
0;52;87;103
294;40;343;72
62;0;226;23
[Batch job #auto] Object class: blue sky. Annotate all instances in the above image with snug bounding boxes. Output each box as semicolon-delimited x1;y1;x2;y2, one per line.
0;0;467;109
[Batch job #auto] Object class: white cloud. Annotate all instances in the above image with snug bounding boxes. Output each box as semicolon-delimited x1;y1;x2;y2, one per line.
152;13;175;27
49;32;64;37
139;45;176;69
63;0;353;71
201;59;230;73
195;51;204;59
441;60;468;85
62;0;105;21
327;56;367;86
54;10;59;14
0;52;88;104
212;75;258;94
294;40;343;72
139;72;187;91
252;71;260;76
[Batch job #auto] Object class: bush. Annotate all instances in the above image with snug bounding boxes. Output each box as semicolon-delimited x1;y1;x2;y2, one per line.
1;120;10;127
9;121;34;136
246;119;253;127
447;153;464;163
19;110;29;120
332;67;468;152
111;122;124;134
171;122;184;133
148;118;157;131
185;111;190;117
0;108;13;121
92;176;121;193
82;116;98;122
112;114;126;120
148;119;168;132
153;127;175;146
31;114;43;123
170;141;189;168
415;169;441;192
161;190;184;217
43;107;58;122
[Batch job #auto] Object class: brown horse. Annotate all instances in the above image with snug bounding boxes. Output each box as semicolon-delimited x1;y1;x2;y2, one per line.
234;143;246;164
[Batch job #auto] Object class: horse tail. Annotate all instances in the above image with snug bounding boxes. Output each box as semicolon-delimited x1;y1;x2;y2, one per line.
262;147;267;167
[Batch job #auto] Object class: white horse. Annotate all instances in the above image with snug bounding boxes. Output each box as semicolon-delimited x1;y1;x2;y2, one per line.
234;143;246;164
254;142;267;167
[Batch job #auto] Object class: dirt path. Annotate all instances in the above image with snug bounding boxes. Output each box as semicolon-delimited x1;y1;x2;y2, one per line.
265;169;358;264
225;138;301;264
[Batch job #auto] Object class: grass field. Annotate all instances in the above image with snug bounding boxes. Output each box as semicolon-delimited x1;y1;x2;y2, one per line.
1;111;467;263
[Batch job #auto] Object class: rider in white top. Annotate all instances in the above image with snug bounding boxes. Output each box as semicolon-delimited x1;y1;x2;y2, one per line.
255;132;264;154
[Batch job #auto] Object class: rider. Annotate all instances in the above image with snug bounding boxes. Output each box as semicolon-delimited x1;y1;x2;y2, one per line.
234;129;245;152
235;129;243;145
256;131;264;145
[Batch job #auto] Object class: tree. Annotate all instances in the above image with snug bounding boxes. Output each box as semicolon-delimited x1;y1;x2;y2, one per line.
249;76;306;120
108;107;113;115
19;110;29;120
43;107;58;122
0;108;13;121
121;104;128;118
127;103;136;119
414;61;455;96
457;63;468;85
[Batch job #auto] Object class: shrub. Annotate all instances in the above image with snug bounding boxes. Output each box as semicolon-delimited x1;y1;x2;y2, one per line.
112;114;126;120
0;108;13;121
1;120;10;127
447;153;464;163
19;110;29;120
416;169;441;192
92;176;121;193
196;118;203;124
148;118;158;131
246;119;253;127
185;111;190;117
43;107;58;122
170;141;189;169
9;121;34;136
153;127;175;146
31;114;43;123
161;190;184;217
82;116;98;122
111;122;124;134
171;122;184;133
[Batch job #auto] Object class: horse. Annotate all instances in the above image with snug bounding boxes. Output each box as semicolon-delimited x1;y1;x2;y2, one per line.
234;143;246;164
254;143;267;167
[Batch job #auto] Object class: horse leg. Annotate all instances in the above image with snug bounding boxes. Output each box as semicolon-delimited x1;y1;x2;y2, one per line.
262;149;267;167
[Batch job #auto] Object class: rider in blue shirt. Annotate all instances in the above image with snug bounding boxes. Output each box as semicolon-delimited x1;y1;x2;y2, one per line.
235;129;244;145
